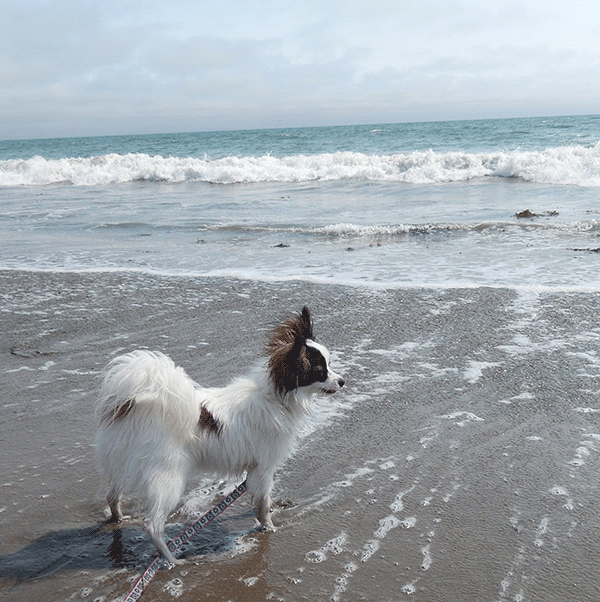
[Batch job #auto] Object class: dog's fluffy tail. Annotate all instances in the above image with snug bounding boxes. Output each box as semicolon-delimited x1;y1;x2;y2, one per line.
95;351;197;521
95;350;199;437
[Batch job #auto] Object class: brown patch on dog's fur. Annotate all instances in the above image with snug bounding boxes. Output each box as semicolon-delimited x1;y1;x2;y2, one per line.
266;306;314;397
199;405;221;434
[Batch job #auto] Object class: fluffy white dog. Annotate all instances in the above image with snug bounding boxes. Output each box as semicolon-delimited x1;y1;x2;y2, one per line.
94;307;344;563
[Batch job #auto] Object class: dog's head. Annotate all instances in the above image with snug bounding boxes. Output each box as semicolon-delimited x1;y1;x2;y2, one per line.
266;306;345;399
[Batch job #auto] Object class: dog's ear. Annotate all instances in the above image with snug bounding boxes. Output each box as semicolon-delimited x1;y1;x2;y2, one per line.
266;307;314;397
299;306;314;341
269;335;308;397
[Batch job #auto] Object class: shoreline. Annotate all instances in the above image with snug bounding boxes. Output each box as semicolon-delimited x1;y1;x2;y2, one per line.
2;270;600;601
2;265;600;295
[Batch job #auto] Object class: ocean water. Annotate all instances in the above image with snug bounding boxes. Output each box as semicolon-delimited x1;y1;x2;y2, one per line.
2;115;600;289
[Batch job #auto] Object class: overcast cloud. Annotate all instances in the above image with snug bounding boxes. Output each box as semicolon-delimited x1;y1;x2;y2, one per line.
1;0;599;139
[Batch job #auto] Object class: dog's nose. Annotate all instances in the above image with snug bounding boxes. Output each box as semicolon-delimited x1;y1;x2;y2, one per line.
338;378;345;388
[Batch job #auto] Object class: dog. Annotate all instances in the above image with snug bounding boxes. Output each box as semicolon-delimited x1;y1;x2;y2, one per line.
94;307;344;564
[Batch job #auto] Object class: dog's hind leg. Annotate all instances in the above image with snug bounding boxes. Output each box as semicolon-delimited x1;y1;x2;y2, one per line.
146;514;181;565
107;487;124;522
145;472;188;565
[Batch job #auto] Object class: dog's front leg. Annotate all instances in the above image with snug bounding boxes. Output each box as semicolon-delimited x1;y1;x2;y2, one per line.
247;468;276;531
256;496;276;531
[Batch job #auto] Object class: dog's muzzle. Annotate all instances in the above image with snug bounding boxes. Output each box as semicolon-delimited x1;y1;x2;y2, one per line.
323;376;345;394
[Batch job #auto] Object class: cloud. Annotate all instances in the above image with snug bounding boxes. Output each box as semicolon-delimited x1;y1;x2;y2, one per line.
1;0;599;138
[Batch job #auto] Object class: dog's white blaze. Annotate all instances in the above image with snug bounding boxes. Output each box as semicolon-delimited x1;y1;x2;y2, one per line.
307;339;343;387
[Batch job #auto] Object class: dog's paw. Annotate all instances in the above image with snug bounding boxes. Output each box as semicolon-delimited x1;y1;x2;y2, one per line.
104;507;131;522
163;557;186;569
116;514;132;522
104;513;131;525
257;520;277;533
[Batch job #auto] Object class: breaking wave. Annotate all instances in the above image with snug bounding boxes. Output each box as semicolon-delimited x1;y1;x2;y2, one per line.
190;221;600;238
1;144;600;187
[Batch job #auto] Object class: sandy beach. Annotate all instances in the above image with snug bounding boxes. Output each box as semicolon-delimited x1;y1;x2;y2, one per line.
2;269;600;601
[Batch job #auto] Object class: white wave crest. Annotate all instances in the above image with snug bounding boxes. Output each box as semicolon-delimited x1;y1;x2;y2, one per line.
321;223;414;236
2;144;600;187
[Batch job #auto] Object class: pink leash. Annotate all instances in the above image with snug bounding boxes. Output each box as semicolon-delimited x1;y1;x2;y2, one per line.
123;480;248;602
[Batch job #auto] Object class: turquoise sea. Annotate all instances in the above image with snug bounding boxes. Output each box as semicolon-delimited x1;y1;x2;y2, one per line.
2;115;600;289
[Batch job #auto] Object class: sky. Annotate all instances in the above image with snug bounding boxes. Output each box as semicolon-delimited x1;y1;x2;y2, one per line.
1;0;599;139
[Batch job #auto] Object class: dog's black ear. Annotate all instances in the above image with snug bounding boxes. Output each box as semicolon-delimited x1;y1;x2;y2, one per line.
299;306;314;341
266;307;314;397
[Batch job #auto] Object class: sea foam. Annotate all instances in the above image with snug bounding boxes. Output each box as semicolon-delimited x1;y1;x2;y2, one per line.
2;144;600;187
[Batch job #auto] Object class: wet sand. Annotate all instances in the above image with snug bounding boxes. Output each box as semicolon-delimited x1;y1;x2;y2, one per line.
2;270;600;601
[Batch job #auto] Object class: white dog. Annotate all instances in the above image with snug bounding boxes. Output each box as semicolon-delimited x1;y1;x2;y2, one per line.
94;307;344;563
